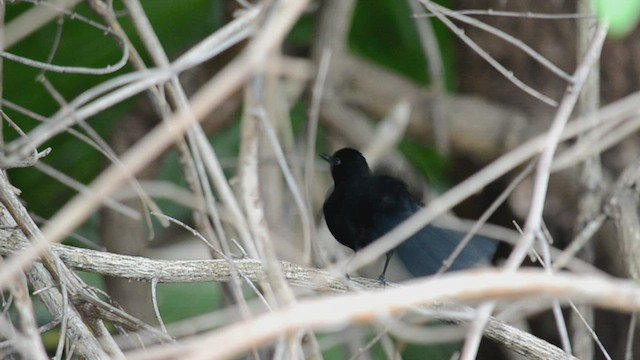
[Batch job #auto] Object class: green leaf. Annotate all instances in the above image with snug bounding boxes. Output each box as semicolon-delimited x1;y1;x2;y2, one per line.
596;0;640;38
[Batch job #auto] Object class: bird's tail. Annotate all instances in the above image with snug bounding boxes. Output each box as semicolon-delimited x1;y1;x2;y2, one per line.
395;225;498;277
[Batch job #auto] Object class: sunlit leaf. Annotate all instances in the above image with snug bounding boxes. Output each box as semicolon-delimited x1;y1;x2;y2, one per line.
596;0;640;38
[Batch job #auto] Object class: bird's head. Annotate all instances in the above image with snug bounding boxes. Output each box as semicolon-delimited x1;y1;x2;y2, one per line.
321;148;371;183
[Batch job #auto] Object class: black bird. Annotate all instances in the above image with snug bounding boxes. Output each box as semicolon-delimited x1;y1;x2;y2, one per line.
321;148;497;281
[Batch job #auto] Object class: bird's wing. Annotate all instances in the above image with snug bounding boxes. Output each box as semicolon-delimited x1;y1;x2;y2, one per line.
365;175;498;276
365;175;420;235
368;176;497;276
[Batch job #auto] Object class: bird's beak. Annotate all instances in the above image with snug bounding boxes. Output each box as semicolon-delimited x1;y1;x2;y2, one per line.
320;153;334;164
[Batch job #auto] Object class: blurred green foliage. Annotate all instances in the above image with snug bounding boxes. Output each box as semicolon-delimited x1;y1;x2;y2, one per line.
349;0;455;89
399;140;450;192
156;282;222;323
7;0;222;219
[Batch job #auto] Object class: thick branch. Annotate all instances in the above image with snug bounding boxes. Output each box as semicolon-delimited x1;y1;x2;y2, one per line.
2;231;632;360
126;268;640;360
330;55;531;163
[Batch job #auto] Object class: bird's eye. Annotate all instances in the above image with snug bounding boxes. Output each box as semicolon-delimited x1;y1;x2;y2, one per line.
334;158;341;166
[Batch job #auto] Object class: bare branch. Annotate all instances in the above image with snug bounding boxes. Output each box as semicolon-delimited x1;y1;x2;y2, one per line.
126;269;640;360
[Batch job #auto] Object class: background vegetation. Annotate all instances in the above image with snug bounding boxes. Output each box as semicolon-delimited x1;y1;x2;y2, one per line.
1;1;640;359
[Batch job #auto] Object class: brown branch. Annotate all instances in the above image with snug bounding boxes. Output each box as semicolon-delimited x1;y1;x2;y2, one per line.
3;266;48;360
0;172;116;358
326;55;531;163
607;157;640;280
125;268;640;360
0;231;609;360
